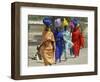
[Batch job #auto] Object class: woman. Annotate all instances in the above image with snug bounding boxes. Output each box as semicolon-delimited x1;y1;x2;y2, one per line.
53;18;64;63
39;17;55;66
63;18;73;60
72;25;81;57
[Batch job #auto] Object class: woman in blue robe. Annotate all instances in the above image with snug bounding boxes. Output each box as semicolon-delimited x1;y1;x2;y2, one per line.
53;18;64;63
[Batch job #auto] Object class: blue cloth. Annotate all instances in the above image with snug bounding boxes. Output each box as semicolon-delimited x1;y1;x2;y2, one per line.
43;17;52;27
53;29;64;62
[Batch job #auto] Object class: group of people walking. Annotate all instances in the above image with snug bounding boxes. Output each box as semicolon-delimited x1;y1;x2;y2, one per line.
36;17;85;66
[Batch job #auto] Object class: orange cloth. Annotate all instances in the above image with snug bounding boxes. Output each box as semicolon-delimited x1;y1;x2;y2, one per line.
39;31;55;65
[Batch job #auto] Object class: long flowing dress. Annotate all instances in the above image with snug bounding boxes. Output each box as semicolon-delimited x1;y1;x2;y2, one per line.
72;28;81;57
63;30;73;58
39;30;55;65
54;30;64;62
80;33;85;48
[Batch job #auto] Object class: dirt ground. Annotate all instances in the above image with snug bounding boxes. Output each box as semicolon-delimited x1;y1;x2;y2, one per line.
28;45;88;66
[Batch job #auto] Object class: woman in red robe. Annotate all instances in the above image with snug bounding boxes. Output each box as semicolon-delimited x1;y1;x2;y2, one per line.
72;26;84;57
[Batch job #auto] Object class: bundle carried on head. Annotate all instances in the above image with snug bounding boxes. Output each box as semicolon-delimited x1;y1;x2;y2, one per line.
70;17;80;29
54;18;62;27
43;17;52;27
62;18;69;27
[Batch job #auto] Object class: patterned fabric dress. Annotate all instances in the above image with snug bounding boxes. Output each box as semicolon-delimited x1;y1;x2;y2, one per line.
39;30;55;65
63;30;73;58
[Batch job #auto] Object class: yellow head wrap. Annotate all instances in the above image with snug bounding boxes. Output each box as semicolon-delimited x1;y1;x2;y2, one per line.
62;18;69;27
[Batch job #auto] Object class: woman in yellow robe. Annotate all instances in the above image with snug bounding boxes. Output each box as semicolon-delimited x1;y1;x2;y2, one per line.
39;17;55;66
